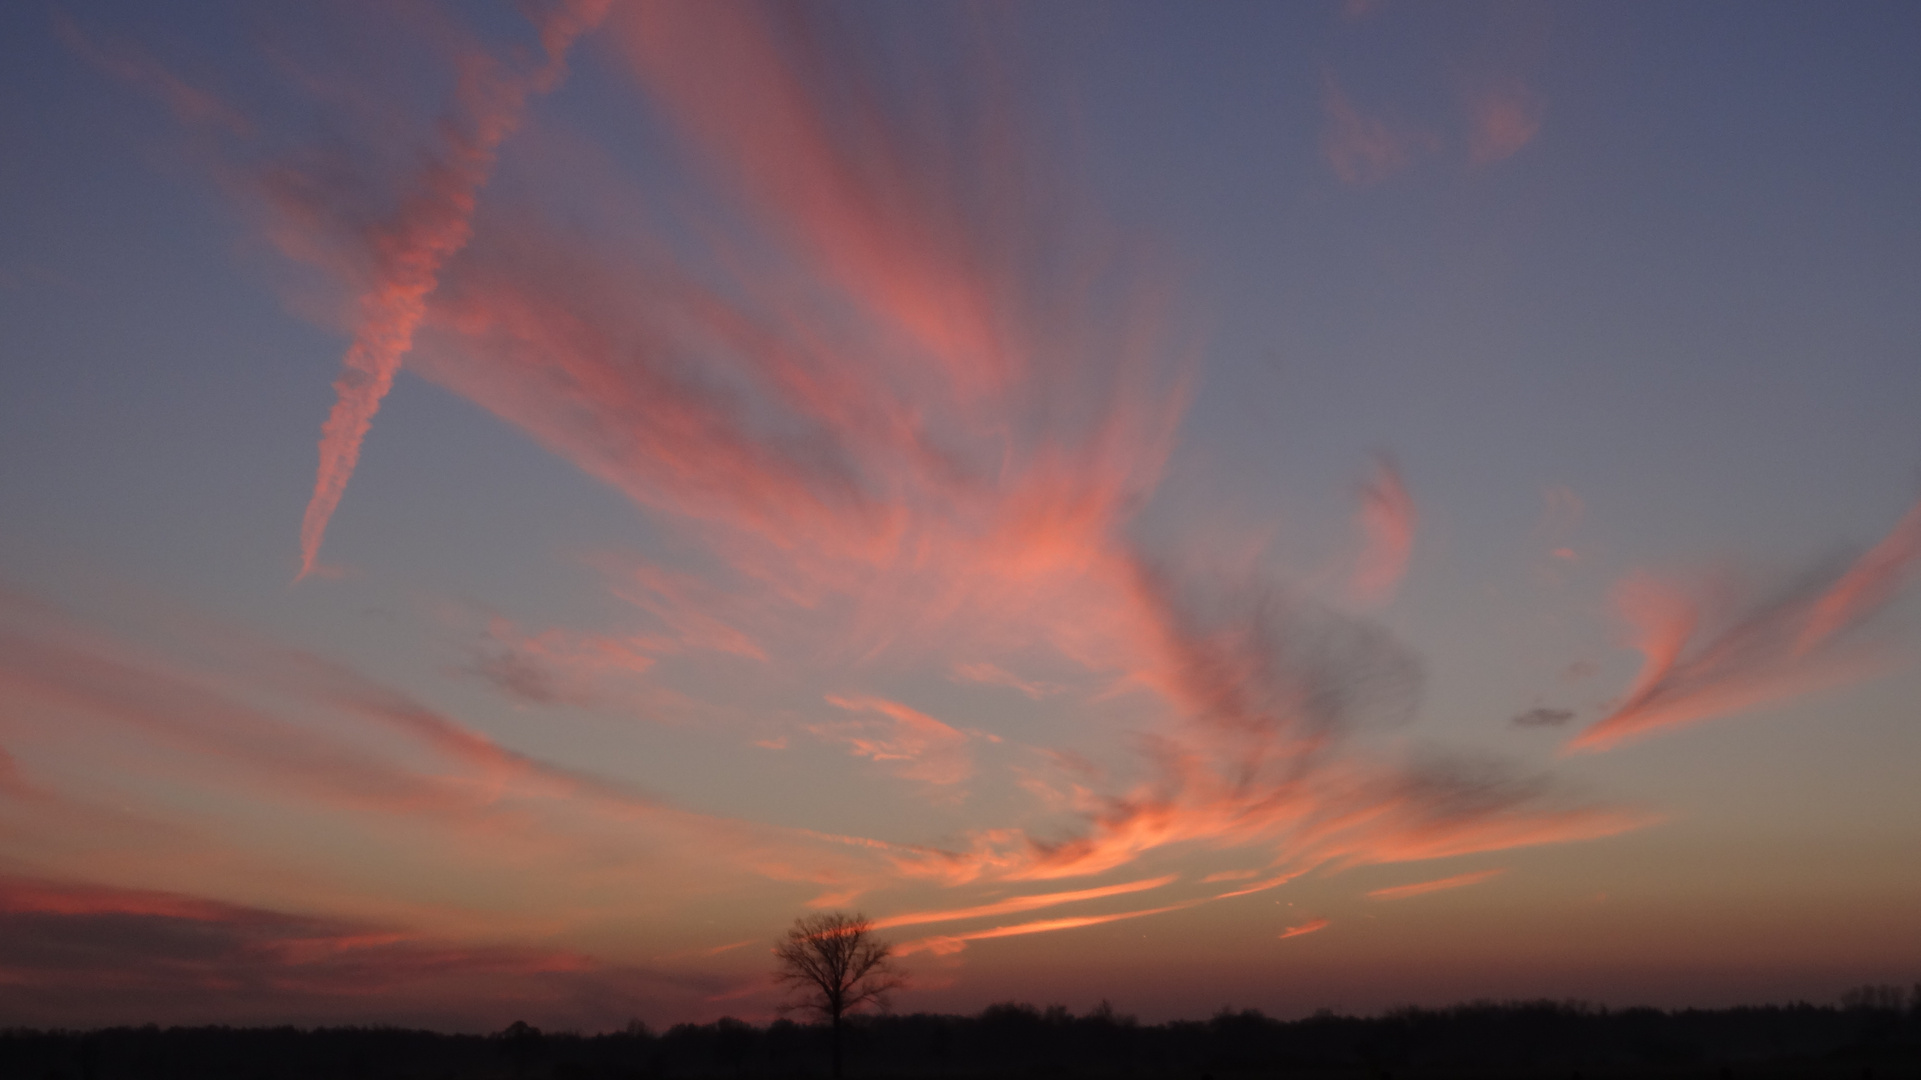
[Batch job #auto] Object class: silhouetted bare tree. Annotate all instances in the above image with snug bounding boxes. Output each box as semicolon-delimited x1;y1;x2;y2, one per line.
772;912;903;1078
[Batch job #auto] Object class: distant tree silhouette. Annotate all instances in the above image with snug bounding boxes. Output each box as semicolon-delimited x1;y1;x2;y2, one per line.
2;997;1920;1079
494;1020;543;1078
772;911;904;1078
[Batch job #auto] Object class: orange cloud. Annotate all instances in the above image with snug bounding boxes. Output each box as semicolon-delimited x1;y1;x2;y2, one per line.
144;1;1672;935
868;548;1664;894
950;661;1061;699
815;695;977;787
1200;868;1261;884
10;9;1756;1014
1213;866;1316;900
1365;867;1505;900
0;589;896;917
612;561;767;661
607;0;1029;401
391;1;1191;732
872;874;1178;931
895;899;1205;957
1278;917;1330;939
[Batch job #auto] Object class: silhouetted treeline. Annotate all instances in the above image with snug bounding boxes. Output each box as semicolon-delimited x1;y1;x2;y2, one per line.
6;987;1921;1080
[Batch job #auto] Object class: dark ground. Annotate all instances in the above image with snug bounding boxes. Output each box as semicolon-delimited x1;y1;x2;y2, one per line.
5;992;1920;1080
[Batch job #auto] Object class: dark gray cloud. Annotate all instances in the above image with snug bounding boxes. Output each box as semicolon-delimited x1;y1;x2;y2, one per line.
469;646;582;706
0;875;712;1031
1511;706;1576;728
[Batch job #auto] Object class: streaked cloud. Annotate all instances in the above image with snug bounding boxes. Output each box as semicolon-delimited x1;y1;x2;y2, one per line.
896;899;1205;957
32;2;1895;1019
873;875;1178;931
1365;867;1506;900
0;873;704;1030
949;661;1061;699
56;14;252;136
1351;456;1417;607
1570;499;1921;753
813;696;978;787
290;0;610;580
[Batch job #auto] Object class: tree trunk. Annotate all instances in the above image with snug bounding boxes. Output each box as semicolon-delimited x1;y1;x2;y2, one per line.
831;1008;843;1079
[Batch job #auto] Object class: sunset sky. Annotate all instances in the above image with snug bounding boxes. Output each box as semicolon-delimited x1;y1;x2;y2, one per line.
2;0;1919;1032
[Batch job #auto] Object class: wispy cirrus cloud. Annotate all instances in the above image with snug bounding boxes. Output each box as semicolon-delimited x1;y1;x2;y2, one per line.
60;0;1726;980
879;570;1653;891
897;899;1207;957
1321;73;1437;185
813;696;981;787
949;661;1062;699
0;587;887;921
1351;456;1417;607
872;874;1177;931
1366;867;1505;900
1569;499;1921;753
56;14;252;136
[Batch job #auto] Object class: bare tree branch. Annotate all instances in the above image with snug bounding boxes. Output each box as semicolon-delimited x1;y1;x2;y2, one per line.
773;912;905;1078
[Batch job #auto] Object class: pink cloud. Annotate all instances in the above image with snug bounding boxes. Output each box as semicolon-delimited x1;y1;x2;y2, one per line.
100;2;1683;941
1351;456;1417;606
1797;498;1921;654
1570;499;1921;753
612;561;767;661
290;1;610;581
949;661;1061;699
57;15;252;136
1466;79;1546;165
814;695;977;787
3;13;1779;1015
0;588;895;917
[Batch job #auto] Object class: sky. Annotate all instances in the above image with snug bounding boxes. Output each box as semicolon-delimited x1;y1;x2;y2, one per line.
2;0;1919;1032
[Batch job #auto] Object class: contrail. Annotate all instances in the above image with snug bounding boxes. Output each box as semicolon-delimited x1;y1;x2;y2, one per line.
296;0;610;580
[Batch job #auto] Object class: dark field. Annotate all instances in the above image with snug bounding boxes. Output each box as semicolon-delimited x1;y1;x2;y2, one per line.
6;996;1920;1080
